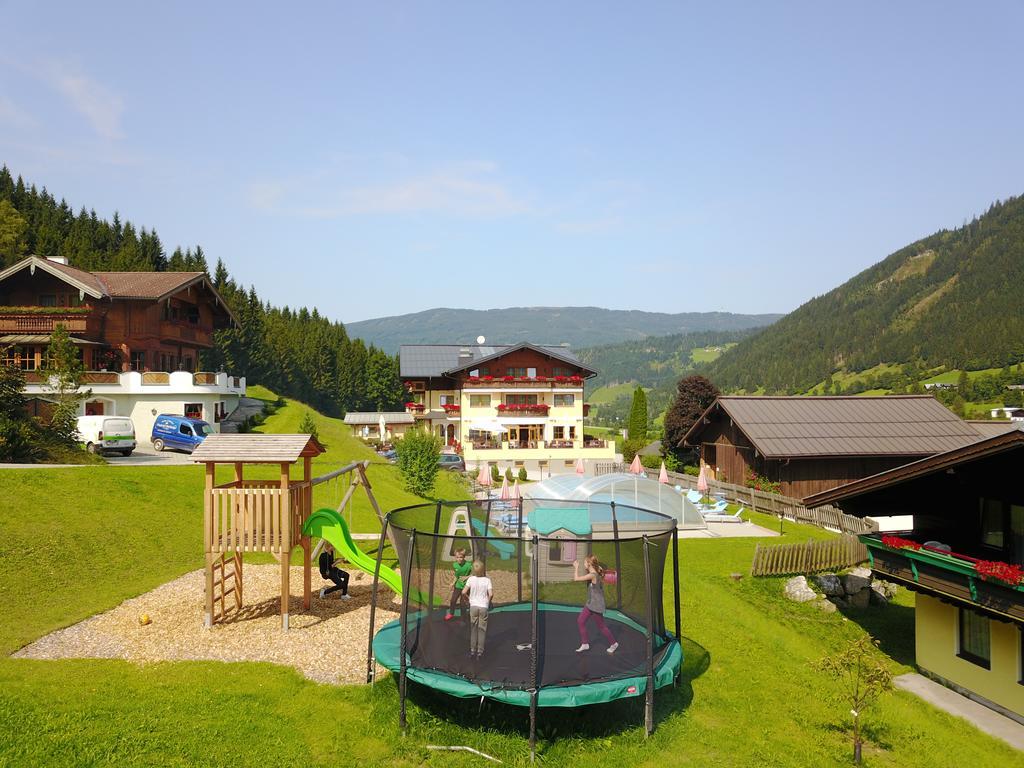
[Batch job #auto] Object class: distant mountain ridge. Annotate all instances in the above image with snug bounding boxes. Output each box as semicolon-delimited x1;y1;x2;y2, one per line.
345;306;783;353
708;194;1024;393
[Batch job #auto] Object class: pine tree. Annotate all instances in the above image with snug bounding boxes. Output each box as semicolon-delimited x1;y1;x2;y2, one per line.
627;386;648;442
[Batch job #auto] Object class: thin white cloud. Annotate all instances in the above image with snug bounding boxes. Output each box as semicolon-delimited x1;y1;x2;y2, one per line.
0;95;36;130
248;161;530;219
43;63;125;140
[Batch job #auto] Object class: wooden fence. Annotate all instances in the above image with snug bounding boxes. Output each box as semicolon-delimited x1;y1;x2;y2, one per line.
594;462;875;536
750;534;868;577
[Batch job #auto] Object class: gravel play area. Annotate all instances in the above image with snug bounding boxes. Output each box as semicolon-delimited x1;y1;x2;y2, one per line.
13;565;407;684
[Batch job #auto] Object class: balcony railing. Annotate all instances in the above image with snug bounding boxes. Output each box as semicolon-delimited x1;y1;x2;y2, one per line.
159;320;213;346
496;405;550;416
0;310;97;335
862;534;1024;622
463;377;584;388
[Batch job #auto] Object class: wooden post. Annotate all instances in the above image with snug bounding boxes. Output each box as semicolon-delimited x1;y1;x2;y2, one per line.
280;462;291;630
203;462;215;628
302;456;312;611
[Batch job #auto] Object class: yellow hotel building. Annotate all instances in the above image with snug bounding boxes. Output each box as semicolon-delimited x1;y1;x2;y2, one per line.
807;429;1024;722
399;342;617;468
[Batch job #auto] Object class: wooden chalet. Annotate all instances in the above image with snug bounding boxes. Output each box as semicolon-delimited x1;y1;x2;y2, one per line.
805;427;1024;720
0;255;236;374
681;395;983;499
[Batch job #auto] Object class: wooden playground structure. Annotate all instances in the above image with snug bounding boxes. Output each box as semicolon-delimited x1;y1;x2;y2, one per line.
191;434;383;630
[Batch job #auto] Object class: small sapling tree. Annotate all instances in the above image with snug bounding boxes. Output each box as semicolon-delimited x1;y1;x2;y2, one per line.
815;636;892;765
43;324;90;445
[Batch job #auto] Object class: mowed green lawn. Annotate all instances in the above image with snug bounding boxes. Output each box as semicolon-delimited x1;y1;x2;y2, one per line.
0;394;1017;766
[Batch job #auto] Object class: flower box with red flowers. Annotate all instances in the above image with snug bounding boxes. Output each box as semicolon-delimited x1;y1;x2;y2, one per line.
975;560;1024;587
881;535;922;551
442;404;461;413
496;403;550;415
405;402;424;412
553;376;568;383
502;376;516;382
534;375;548;382
481;376;494;381
568;375;584;384
466;376;480;384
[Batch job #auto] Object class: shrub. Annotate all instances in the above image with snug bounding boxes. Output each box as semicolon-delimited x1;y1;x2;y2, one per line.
517;467;528;482
682;464;699;476
621;437;647;463
0;416;43;463
490;463;501;483
395;428;443;497
505;467;514;482
640;454;662;470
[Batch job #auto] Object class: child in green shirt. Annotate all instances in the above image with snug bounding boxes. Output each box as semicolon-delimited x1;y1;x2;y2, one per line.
445;548;472;621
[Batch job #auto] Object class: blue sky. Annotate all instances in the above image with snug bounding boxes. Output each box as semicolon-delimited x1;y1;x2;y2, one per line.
2;2;1022;323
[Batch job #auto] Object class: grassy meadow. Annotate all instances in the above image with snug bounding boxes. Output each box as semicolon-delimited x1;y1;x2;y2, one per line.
0;391;1018;766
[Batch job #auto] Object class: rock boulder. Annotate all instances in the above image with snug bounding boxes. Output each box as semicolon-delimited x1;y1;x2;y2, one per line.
813;574;844;596
784;575;818;603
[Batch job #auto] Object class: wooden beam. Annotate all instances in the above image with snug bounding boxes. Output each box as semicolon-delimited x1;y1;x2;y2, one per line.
280;462;291;630
204;462;215;628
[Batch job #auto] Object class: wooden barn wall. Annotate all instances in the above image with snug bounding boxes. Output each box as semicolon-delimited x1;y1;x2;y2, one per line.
771;456;922;498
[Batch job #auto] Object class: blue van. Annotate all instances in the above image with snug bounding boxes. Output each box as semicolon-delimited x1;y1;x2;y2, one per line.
151;414;213;453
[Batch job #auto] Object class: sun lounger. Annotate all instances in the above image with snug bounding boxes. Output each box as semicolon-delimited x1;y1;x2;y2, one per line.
704;507;745;523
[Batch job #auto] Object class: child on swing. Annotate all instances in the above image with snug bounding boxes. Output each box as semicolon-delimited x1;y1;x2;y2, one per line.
444;547;472;621
572;554;618;654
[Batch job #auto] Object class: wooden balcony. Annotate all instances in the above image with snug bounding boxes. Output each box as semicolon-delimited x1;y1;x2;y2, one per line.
159;320;213;347
0;309;98;336
463;378;584;388
862;535;1024;622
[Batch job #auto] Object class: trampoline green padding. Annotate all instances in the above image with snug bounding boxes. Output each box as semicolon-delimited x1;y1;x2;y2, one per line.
373;602;682;707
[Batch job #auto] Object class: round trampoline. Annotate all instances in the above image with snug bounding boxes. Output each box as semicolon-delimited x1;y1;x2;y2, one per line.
365;497;682;752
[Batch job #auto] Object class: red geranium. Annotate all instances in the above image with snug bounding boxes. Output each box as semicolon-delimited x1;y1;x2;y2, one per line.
975;560;1024;587
881;535;921;550
503;376;515;382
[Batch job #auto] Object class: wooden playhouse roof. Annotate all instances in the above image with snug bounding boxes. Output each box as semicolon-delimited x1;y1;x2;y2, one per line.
190;434;325;464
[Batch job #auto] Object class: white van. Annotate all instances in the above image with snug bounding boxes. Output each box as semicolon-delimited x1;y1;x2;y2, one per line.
75;415;136;456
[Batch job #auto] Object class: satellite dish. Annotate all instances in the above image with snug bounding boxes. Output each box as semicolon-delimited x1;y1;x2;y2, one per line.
476;335;486;345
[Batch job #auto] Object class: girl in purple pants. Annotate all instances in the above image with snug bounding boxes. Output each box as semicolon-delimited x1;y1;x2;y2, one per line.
573;554;619;654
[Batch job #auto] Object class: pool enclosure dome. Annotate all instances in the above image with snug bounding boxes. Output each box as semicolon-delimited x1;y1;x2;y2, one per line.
365;496;683;754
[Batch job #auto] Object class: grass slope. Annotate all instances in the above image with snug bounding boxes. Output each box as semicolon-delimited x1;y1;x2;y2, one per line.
0;403;1017;766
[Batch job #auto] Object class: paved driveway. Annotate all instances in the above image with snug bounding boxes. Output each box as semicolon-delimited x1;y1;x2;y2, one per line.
103;443;194;466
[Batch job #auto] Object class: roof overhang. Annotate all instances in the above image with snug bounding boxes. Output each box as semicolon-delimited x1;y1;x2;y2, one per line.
442;342;596;378
0;256;106;299
803;428;1024;507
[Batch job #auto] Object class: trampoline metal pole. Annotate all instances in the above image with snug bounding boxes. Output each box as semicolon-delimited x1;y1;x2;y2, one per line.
672;528;681;647
529;533;539;762
365;518;390;684
642;535;655;737
426;501;442;614
610;501;623;610
516;496;524;603
399;529;416;734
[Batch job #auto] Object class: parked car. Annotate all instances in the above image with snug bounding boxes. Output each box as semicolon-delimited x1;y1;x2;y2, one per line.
151;414;213;453
75;415;136;456
438;453;466;472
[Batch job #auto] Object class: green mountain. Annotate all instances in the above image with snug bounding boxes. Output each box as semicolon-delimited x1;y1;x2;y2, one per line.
708;195;1024;394
345;307;782;354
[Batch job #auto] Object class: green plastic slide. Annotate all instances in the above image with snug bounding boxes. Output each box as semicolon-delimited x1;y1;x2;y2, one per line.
302;508;403;595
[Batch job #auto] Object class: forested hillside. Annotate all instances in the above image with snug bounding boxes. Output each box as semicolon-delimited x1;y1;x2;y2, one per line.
708;195;1024;393
578;329;758;393
0;166;401;416
346;306;782;353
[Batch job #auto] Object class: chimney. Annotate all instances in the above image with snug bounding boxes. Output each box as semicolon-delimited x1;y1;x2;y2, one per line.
458;347;472;360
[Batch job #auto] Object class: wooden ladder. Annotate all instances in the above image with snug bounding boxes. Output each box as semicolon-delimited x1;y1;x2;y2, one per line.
209;551;243;624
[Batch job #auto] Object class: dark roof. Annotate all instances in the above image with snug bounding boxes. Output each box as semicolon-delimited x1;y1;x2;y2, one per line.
683;395;981;458
966;420;1019;439
803;426;1024;507
0;256;107;297
93;271;206;299
399;342;592;378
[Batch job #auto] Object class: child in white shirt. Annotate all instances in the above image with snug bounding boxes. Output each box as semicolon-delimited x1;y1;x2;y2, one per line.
461;560;493;657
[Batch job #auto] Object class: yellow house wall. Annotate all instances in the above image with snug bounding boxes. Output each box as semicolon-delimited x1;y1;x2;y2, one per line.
915;593;1024;717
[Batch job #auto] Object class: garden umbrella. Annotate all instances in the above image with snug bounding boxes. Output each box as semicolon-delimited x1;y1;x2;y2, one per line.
499;475;510;500
658;461;669;484
629;454;643;474
477;464;491;488
697;462;710;505
511;478;520;500
575;457;585;475
378;414;387;442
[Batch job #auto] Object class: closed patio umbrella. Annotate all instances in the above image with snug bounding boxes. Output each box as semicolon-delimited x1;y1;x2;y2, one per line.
378;414;387;442
575;457;585;475
697;462;710;504
658;461;669;484
511;478;520;500
499;474;510;500
477;463;492;487
629;454;642;506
